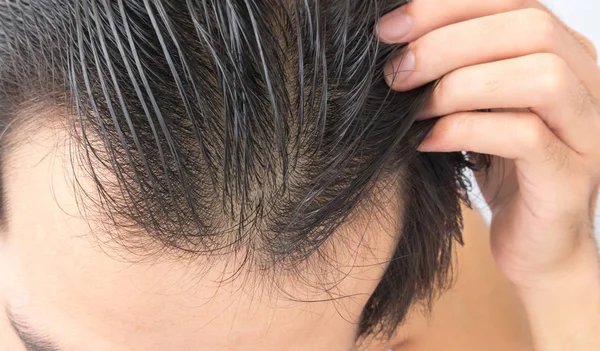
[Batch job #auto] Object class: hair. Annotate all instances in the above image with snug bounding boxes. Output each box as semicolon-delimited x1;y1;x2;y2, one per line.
0;0;475;340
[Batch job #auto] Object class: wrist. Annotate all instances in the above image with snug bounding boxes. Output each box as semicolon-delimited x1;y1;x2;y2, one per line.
514;242;600;350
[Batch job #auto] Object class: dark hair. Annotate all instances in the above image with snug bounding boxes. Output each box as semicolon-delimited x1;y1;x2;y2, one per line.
0;0;473;339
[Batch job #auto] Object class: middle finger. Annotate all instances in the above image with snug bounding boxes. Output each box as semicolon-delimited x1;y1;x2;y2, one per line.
377;0;550;43
418;52;600;155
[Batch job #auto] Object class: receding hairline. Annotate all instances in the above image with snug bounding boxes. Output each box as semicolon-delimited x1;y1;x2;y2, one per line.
3;105;406;292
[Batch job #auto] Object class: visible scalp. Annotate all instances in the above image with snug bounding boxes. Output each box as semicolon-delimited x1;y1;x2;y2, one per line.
0;0;473;339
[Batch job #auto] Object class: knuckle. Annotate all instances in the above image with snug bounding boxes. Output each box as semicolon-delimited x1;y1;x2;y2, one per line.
517;114;549;150
521;8;558;51
529;53;569;104
517;114;571;171
568;83;591;118
570;29;598;61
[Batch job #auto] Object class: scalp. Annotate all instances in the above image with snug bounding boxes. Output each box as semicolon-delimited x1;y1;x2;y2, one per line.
0;0;472;338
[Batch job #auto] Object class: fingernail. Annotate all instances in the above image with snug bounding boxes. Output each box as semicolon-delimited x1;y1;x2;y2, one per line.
417;130;434;152
377;11;412;42
385;50;415;85
417;142;434;152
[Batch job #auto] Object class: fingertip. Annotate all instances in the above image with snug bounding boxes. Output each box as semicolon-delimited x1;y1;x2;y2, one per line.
384;51;415;90
417;142;438;152
415;107;433;121
376;6;413;43
417;131;437;152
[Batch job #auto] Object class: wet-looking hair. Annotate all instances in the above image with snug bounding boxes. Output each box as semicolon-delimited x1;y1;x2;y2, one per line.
0;0;473;339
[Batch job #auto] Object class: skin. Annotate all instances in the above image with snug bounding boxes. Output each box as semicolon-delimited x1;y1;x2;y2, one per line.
1;1;600;350
0;125;534;351
0;124;401;351
379;0;600;349
377;207;533;351
0;131;532;351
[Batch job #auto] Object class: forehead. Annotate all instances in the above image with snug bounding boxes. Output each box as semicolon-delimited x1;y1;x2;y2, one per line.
0;125;398;351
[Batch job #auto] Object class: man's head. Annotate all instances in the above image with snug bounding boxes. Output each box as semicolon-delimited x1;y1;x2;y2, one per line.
0;0;471;349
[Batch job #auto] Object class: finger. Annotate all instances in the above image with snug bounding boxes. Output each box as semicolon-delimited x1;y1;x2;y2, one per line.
418;111;588;206
377;0;552;44
384;9;600;93
376;0;594;53
472;156;520;209
537;2;597;61
567;28;598;62
416;53;600;155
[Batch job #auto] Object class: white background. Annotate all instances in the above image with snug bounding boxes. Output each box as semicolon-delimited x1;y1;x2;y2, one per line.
469;0;600;239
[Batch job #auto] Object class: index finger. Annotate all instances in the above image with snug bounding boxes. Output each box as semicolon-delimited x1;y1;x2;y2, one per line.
375;0;596;60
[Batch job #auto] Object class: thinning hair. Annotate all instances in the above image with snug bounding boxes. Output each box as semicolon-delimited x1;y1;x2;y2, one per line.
0;0;474;338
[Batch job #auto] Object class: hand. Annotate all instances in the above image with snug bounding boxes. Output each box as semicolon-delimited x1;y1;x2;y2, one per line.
377;1;600;350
